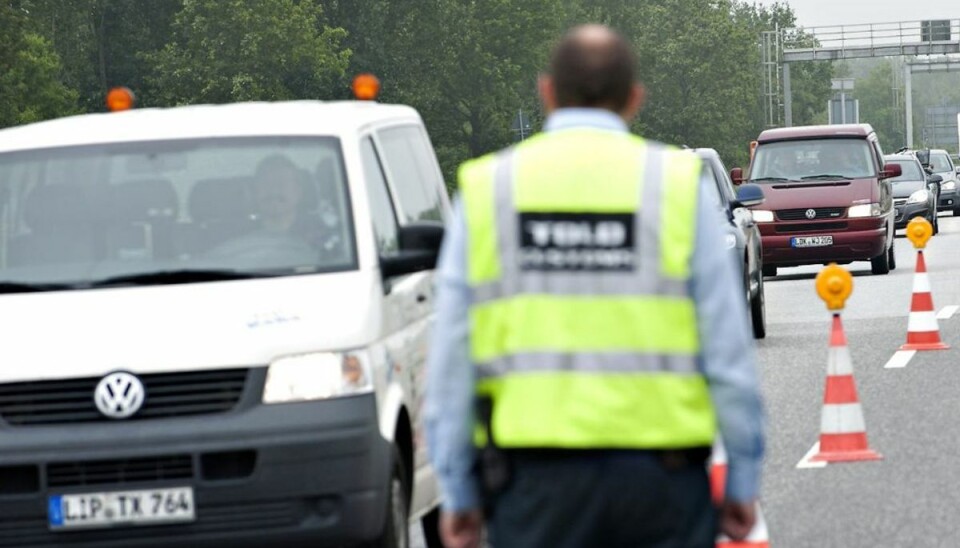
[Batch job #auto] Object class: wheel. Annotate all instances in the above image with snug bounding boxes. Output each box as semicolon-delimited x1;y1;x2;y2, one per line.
750;272;766;339
871;245;891;275
367;447;410;548
420;506;444;548
954;207;960;217
888;236;896;271
762;264;777;278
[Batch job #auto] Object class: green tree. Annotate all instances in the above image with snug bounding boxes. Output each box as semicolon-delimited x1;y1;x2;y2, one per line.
0;2;78;127
857;60;904;152
146;0;350;105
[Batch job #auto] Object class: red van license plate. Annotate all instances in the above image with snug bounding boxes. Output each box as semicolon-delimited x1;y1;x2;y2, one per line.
791;236;833;248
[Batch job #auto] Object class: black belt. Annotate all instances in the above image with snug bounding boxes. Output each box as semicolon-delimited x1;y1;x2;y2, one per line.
502;447;712;470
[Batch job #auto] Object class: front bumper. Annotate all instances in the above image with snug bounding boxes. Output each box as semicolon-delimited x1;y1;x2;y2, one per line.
759;218;888;267
0;369;391;547
895;201;932;228
938;188;959;211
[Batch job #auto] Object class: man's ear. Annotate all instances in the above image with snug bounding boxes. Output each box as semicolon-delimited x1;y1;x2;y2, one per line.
620;83;646;122
538;75;558;115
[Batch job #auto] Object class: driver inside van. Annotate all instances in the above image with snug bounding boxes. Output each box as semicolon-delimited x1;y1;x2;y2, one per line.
251;154;306;234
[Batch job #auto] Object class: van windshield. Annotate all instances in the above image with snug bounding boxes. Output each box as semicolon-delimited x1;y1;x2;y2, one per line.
0;137;356;289
750;138;876;182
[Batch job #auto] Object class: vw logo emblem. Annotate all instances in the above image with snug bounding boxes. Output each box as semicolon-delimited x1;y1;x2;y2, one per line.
805;208;817;219
94;372;145;419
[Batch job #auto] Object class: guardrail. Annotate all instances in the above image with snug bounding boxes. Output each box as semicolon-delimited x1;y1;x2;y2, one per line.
782;19;960;62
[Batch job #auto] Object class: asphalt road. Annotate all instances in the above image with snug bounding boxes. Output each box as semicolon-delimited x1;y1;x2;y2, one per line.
759;212;960;547
412;213;960;547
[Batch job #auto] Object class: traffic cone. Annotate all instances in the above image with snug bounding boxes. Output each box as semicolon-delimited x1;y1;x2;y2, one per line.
811;314;881;463
901;250;949;351
710;439;770;548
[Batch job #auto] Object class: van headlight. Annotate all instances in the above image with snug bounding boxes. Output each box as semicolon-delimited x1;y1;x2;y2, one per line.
906;189;929;204
848;203;882;218
752;210;774;223
263;351;373;404
943;181;957;191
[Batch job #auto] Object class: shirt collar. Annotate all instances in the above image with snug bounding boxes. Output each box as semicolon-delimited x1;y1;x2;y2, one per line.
543;108;629;133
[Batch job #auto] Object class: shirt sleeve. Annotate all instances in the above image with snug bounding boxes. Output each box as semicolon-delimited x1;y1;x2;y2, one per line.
690;170;766;503
424;199;482;512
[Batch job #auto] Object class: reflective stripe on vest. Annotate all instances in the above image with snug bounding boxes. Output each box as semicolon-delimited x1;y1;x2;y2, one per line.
460;129;715;449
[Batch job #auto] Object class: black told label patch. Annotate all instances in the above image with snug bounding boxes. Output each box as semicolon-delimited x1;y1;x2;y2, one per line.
518;212;636;271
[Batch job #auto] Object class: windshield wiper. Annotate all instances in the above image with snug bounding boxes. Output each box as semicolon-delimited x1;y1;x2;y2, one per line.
749;177;789;182
800;174;852;180
89;269;275;288
0;281;76;294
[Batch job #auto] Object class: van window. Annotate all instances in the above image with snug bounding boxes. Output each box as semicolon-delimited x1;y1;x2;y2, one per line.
0;137;356;287
377;126;444;223
750;139;876;182
361;137;399;255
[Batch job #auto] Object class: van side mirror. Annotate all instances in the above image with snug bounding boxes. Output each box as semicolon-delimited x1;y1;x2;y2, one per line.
880;163;902;179
730;167;744;186
380;221;445;278
731;183;765;209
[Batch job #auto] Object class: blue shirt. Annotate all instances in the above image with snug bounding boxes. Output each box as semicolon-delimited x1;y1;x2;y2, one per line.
424;108;765;511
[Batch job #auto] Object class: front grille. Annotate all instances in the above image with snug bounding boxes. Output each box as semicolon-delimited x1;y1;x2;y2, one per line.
775;222;848;233
47;455;193;488
0;368;249;426
894;198;908;206
777;207;846;221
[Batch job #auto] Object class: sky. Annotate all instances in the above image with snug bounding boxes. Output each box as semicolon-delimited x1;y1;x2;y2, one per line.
784;0;960;28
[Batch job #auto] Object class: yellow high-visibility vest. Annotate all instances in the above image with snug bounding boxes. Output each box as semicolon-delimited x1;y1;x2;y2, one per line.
459;128;716;449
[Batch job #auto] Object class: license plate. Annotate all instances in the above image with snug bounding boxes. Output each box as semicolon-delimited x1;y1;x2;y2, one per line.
791;236;833;248
48;487;195;530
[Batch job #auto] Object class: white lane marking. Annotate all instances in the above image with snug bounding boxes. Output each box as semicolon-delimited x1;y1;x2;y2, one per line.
796;441;828;469
937;305;959;320
884;350;916;369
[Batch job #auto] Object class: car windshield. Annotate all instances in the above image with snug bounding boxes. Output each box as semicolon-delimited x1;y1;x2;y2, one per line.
750;138;875;182
930;152;954;173
886;159;924;183
0;137;355;287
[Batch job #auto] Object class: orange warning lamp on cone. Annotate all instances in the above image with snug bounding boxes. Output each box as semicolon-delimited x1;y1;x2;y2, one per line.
106;87;136;112
812;264;882;463
352;74;381;101
902;217;949;351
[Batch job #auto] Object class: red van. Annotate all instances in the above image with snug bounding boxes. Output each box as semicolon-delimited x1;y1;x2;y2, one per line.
731;124;901;276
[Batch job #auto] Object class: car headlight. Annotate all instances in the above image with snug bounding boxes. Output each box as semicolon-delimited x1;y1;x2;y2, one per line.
724;232;738;250
847;203;882;218
263;351;372;404
907;189;929;204
942;181;956;191
751;209;774;223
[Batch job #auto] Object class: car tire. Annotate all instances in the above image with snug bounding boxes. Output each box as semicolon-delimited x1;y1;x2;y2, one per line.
888;236;896;271
420;506;444;548
367;446;410;548
762;264;777;278
750;273;766;339
954;207;960;217
871;245;891;275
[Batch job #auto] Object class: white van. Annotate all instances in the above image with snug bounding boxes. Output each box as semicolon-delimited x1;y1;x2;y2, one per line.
0;95;447;547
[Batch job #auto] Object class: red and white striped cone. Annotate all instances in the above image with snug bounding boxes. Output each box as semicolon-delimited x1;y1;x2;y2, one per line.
901;250;949;351
811;314;881;463
710;439;770;548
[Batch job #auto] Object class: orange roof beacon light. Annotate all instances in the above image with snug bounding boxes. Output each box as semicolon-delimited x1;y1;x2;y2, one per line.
352;73;381;101
106;87;136;112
